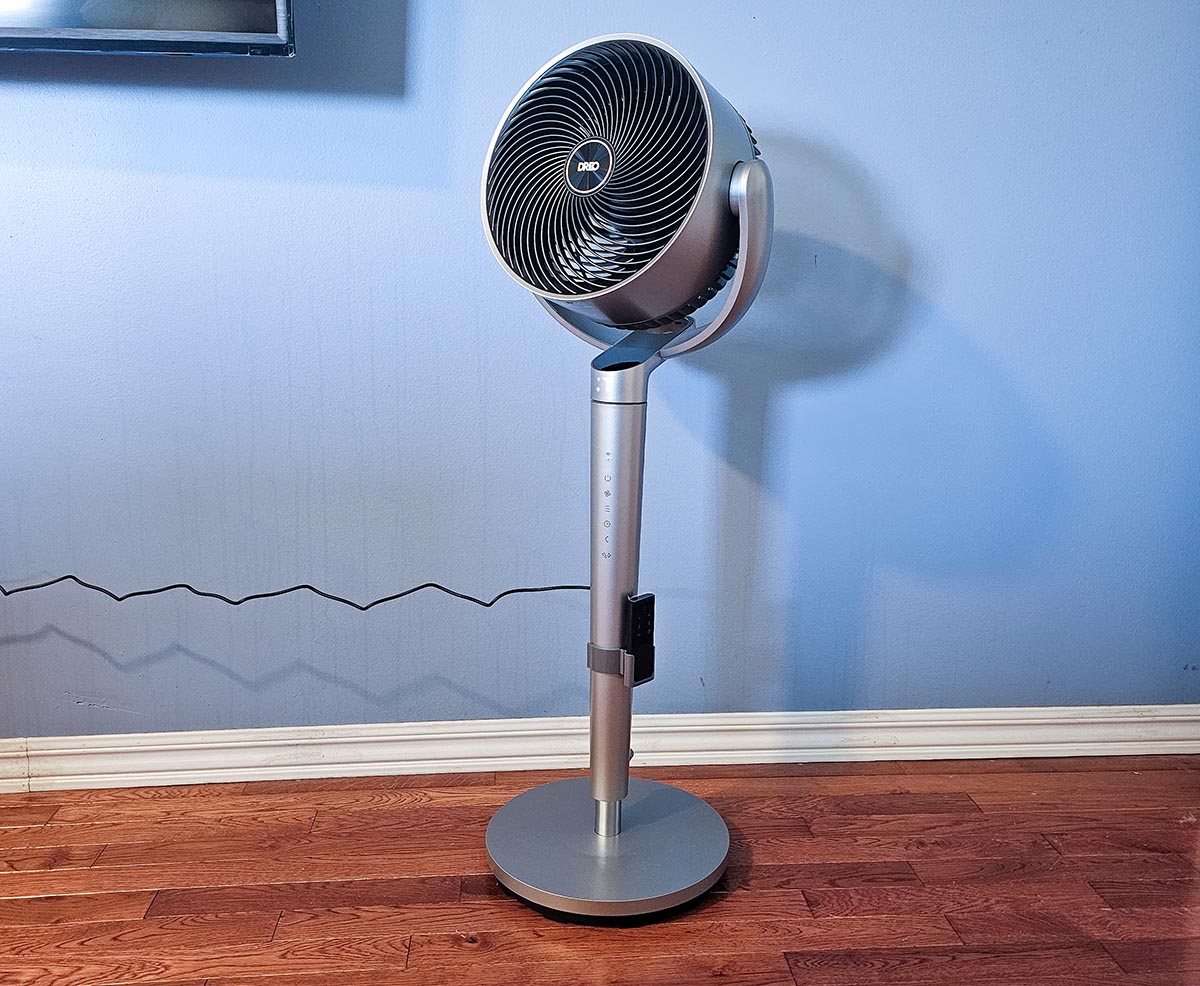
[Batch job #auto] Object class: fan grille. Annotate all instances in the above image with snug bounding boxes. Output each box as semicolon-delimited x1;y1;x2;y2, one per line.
485;39;709;302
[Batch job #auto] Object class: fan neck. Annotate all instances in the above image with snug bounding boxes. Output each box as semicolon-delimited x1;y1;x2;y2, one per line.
590;329;684;405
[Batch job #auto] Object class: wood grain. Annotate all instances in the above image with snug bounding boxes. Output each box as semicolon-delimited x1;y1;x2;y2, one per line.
912;852;1198;885
1103;937;1200;976
0;845;105;873
1045;829;1198;857
897;755;1200;774
0;850;491;897
710;792;982;819
1;911;277;958
727;832;1058;866
1;757;1197;985
242;771;498;792
0;892;155;927
802;880;1108;917
0;810;317;850
721;860;924;891
405;914;960;966
92;830;490;870
0;805;58;827
948;905;1200;944
208;952;796;986
1089;877;1200;908
785;942;1128;984
147;875;460;916
805;806;1199;837
0;936;411;986
276;889;815;941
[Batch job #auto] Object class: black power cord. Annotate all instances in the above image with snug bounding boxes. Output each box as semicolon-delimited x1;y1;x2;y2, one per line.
0;574;589;611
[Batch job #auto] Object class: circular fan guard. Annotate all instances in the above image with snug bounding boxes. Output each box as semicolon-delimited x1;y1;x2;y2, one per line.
485;39;710;307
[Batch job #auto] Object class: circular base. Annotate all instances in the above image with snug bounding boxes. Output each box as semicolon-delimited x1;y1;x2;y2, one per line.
485;777;729;917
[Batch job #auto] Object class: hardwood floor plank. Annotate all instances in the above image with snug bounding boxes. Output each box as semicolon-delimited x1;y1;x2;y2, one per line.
242;772;498;793
94;981;207;986
948;905;1200;944
25;787;515;818
0;892;155;926
208;974;414;986
1;844;105;873
207;952;795;986
633;761;909;779
1089;877;1200;908
0;850;490;897
1;911;278;958
276;889;812;940
3;780;245;810
0;936;411;986
710;792;981;821
720;861;923;892
49;802;319;825
147;876;460;916
276;899;552;938
0;805;58;828
0;811;318;850
899;755;1200;774
479;768;589;788
676;769;1200;801
1104;937;1200;975
1045;829;1198;857
406;915;959;967
92;828;488;870
785;942;1126;984
974;793;1200;812
308;805;495;838
806;806;1198;837
912;852;1198;885
0;792;89;808
77;783;250;801
95;981;207;986
725;833;1056;866
802;881;1107;918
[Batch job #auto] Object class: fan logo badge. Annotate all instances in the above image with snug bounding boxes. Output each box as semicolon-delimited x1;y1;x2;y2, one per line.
566;139;613;194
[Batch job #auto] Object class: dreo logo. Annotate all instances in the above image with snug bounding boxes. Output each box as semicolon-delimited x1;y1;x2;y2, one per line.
577;160;601;172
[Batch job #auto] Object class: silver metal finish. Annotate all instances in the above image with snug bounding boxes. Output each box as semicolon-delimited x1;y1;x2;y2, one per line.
586;330;675;817
487;777;729;916
594;798;622;837
480;34;773;919
661;159;775;359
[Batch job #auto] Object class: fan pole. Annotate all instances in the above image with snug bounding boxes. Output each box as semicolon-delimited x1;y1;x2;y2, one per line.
483;327;730;914
587;331;674;835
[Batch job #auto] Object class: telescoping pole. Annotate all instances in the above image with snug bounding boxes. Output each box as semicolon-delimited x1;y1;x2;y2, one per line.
586;331;672;836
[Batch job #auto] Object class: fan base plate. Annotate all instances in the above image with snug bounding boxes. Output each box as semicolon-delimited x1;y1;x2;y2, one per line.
485;777;729;917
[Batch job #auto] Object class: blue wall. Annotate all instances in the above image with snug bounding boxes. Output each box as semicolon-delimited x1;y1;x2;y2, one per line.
1;1;1197;736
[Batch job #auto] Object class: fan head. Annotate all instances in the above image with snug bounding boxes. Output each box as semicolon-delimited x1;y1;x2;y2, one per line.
482;35;760;332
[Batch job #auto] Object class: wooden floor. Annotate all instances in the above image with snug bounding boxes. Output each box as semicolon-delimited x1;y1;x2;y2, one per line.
1;756;1198;985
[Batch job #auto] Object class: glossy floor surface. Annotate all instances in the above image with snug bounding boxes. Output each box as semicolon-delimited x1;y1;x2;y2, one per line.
1;755;1198;984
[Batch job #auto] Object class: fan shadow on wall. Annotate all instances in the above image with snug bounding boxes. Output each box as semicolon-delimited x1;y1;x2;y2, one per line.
660;133;1068;713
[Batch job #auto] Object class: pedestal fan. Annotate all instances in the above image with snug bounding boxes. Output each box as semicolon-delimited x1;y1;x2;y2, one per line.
481;34;773;917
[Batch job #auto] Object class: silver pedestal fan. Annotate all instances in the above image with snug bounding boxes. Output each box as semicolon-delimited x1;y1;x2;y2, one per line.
481;34;773;917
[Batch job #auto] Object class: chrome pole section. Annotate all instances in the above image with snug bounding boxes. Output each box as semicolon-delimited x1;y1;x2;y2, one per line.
587;331;674;836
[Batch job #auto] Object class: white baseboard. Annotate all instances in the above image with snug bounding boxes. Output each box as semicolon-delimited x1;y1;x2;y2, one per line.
2;704;1198;793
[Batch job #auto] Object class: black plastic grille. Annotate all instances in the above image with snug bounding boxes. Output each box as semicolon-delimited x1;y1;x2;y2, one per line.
485;39;709;298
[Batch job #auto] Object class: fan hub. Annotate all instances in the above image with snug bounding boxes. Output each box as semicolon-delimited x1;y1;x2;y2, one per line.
565;138;613;195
